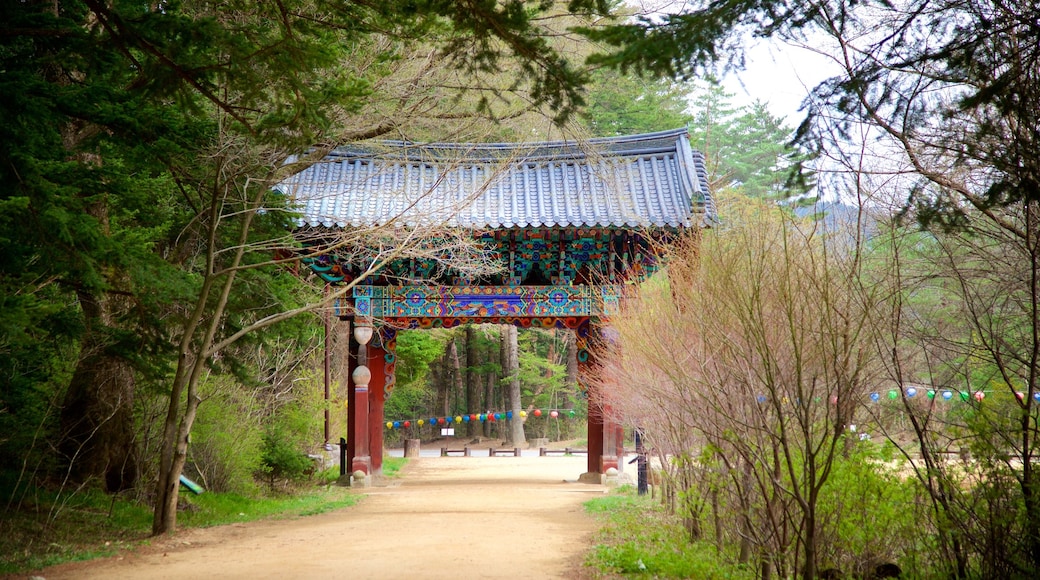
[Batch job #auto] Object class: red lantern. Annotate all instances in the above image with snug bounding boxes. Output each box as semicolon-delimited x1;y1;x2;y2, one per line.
403;421;411;428
533;409;542;417
437;417;446;426
550;410;559;418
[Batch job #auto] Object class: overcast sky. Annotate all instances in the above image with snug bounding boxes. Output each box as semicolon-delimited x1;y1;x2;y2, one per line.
721;38;838;125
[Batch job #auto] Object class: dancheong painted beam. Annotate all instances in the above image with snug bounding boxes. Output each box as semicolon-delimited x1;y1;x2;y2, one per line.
350;284;621;322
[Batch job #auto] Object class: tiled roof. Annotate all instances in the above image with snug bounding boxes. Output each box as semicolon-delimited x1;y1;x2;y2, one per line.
278;128;715;230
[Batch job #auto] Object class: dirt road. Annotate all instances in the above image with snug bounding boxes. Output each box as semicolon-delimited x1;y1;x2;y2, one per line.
36;454;605;580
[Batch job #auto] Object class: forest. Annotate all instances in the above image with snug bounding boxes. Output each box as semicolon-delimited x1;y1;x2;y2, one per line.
3;1;1040;579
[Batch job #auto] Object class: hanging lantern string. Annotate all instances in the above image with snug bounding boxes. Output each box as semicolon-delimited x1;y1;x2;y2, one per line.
384;409;578;430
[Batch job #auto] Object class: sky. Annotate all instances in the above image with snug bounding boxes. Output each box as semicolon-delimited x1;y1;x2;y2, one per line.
720;37;838;125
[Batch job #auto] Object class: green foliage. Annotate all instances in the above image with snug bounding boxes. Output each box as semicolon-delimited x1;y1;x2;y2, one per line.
394;330;447;388
580;77;812;199
384;382;429;433
813;442;929;576
260;432;314;483
585;491;755;579
188;377;265;494
260;412;317;484
582;69;692;136
259;377;325;485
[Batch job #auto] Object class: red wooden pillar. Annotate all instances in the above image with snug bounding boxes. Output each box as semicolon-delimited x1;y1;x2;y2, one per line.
580;322;623;479
345;327;357;473
586;395;604;474
367;343;387;476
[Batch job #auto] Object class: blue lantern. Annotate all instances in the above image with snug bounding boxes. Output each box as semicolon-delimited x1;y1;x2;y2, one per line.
941;390;953;401
906;387;917;398
870;392;880;402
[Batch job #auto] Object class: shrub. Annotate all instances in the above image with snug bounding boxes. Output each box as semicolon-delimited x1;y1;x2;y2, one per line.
187;377;264;494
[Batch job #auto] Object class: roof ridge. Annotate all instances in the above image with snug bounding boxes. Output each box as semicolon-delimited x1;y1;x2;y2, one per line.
327;128;691;163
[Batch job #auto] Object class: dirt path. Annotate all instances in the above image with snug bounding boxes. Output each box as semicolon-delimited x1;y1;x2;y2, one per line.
35;454;605;580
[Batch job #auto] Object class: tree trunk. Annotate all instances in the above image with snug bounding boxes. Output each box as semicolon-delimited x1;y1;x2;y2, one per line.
504;325;524;446
484;337;496;438
443;339;459;417
564;330;578;410
59;289;139;493
465;325;480;438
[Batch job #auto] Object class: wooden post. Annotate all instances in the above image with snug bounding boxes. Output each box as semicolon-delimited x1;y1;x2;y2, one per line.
404;439;420;457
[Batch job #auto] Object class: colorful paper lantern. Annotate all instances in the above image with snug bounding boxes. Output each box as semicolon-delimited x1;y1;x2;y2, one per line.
974;391;985;402
519;410;527;418
506;411;513;419
887;390;898;400
393;421;401;429
830;395;838;405
569;410;576;418
404;421;411;428
533;409;542;417
1016;392;1025;401
941;390;953;401
418;419;425;426
470;414;478;422
479;413;487;421
927;390;936;399
437;417;446;426
757;395;767;404
429;417;437;425
1034;392;1040;403
462;415;470;422
870;392;880;402
455;415;463;423
385;421;393;429
959;391;969;402
905;387;917;398
550;410;559;418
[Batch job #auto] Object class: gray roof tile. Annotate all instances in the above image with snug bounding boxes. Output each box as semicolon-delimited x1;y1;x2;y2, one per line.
278;128;715;230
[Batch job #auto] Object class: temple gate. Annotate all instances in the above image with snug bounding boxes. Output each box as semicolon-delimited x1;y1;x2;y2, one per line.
278;128;715;482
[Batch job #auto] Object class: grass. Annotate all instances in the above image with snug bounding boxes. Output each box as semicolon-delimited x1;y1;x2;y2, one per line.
583;487;755;579
382;456;407;478
0;459;411;576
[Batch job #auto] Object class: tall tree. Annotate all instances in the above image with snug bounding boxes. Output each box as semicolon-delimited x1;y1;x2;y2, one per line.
502;325;524;446
465;325;481;438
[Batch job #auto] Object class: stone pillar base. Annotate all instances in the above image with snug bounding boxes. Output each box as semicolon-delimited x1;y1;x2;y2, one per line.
350;470;370;487
578;471;605;485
